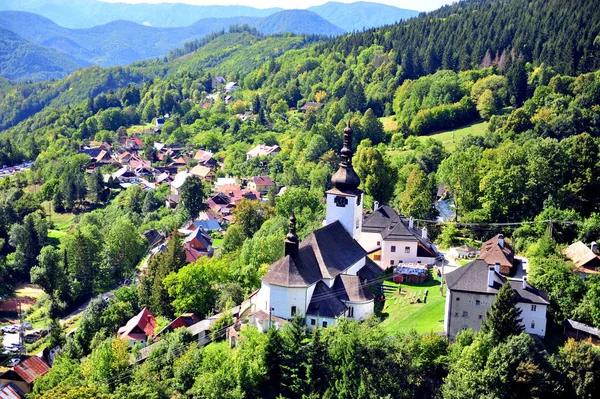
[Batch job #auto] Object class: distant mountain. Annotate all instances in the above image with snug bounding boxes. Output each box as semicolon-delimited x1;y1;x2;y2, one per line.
0;0;417;30
255;10;344;36
0;11;339;69
0;0;282;29
308;1;419;32
0;27;88;81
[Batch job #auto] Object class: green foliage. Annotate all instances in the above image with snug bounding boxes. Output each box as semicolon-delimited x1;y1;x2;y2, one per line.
481;283;524;343
399;168;434;219
179;175;206;219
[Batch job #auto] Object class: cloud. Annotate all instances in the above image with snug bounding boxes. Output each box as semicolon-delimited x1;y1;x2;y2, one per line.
142;21;152;26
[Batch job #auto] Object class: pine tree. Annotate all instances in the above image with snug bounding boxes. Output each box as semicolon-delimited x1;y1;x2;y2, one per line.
482;282;524;342
508;57;528;107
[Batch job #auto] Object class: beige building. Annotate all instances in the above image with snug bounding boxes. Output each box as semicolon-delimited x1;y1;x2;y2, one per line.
444;260;549;339
247;175;275;194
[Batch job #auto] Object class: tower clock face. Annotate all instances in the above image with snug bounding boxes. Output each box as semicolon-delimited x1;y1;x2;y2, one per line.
334;196;348;207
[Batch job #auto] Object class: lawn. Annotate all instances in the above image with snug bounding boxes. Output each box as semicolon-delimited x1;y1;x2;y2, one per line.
379;116;398;132
378;276;446;335
42;201;75;231
416;120;488;150
128;123;155;134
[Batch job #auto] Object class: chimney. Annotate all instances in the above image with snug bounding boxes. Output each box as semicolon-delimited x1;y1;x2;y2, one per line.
284;210;299;258
408;217;414;230
488;266;495;287
591;241;598;255
522;276;527;290
498;234;504;248
494;262;501;274
422;227;428;240
373;201;379;212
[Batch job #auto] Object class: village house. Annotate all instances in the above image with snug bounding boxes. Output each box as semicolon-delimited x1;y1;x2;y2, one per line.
193;149;216;167
182;228;214;263
224;81;239;92
190;164;215;181
300;102;324;113
253;123;383;329
155;117;165;132
0;356;50;395
246;144;281;160
563;241;600;273
214;177;238;190
444;260;549;339
393;263;429;283
117;307;157;347
154;313;199;340
479;234;514;275
247;175;275;194
170;170;191;195
359;205;439;268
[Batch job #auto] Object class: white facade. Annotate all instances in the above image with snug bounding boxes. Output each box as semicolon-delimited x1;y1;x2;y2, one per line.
256;282;317;320
517;303;547;336
444;289;548;338
307;316;338;330
359;231;381;252
325;192;362;241
345;300;374;321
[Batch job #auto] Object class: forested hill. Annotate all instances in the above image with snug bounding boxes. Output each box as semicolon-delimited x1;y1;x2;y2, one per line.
0;10;338;69
321;0;600;77
0;26;89;81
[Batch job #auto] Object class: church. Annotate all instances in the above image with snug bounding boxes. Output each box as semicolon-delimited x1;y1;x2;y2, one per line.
254;123;385;328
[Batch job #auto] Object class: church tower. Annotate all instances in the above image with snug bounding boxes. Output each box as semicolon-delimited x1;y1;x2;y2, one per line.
325;121;363;240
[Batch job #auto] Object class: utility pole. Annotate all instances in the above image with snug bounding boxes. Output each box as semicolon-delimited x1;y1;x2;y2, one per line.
18;300;25;356
548;219;553;238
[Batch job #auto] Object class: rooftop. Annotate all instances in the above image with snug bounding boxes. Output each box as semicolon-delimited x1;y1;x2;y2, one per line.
14;356;50;384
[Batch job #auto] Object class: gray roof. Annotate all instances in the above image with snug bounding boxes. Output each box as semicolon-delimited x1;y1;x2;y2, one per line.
306;281;347;318
563;319;600;337
358;258;384;281
445;260;549;305
333;275;374;302
262;221;367;287
184;229;211;247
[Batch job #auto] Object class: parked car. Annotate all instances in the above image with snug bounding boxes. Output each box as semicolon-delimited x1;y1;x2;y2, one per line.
22;322;32;330
8;357;20;367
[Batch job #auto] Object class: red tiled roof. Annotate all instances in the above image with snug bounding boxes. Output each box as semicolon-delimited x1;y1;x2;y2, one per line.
480;234;514;268
0;382;24;399
14;357;50;384
249;175;274;186
185;246;206;263
118;308;157;340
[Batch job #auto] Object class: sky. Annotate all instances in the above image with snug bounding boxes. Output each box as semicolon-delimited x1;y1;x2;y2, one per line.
99;0;457;12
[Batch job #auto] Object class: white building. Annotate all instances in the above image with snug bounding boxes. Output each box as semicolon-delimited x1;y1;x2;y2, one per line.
359;206;438;268
444;259;549;339
254;123;383;328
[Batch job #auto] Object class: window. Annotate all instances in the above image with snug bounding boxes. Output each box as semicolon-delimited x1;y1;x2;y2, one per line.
454;312;458;317
310;318;316;326
374;254;381;261
391;246;396;252
530;321;535;329
376;241;381;246
478;315;483;319
348;307;354;318
475;300;481;306
462;311;468;317
291;306;296;316
405;246;410;253
322;321;328;327
390;260;395;266
531;305;537;312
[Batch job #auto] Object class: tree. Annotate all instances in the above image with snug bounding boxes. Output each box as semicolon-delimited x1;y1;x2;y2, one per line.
476;89;498;120
353;143;395;205
180;175;205;219
150;231;186;318
400;168;434;219
361;108;385;144
103;217;145;285
233;199;270;239
481;283;524;342
8;212;48;277
86;169;104;205
557;338;600;398
64;226;102;302
508;57;528;107
31;246;67;309
437;147;482;220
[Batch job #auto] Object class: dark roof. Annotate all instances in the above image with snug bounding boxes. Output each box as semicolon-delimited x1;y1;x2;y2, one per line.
184;229;212;247
14;357;50;384
306;281;347;318
563;319;600;337
249;175;274;186
358;257;384;281
445;260;549;305
480;234;514;268
262;221;367;286
362;205;399;232
143;229;163;246
333;275;374;302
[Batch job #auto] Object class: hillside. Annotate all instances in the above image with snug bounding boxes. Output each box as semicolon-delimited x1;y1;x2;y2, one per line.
0;10;338;70
254;10;343;36
308;1;419;32
0;0;282;28
0;27;88;81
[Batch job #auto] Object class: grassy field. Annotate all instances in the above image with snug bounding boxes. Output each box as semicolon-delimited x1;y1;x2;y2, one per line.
416;120;488;150
128;123;155;134
378;276;446;335
380;116;398;132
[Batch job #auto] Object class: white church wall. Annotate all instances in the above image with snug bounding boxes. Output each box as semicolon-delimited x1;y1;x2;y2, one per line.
359;232;382;252
346;300;374;321
325;192;363;240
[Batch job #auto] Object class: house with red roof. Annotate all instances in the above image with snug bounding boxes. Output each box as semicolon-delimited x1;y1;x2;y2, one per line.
247;175;275;194
0;356;50;394
117;307;157;347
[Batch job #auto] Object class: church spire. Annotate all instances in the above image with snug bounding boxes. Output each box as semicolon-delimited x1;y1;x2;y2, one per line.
284;209;299;258
331;120;361;193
